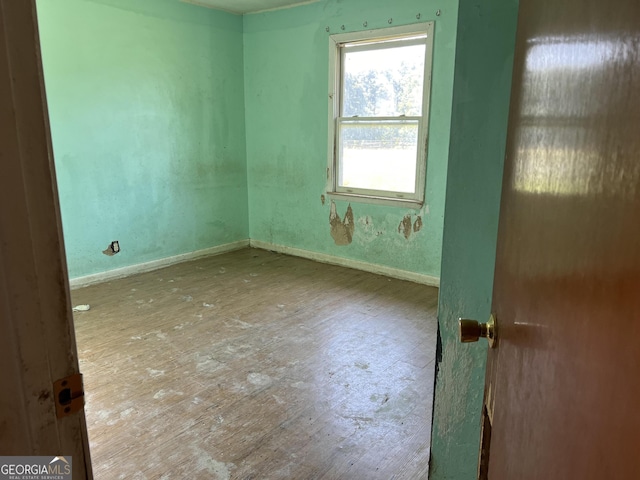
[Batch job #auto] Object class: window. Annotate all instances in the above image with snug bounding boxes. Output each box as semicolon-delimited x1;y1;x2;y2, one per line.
327;23;434;206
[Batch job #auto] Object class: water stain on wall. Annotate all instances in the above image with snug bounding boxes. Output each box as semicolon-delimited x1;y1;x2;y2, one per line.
329;201;354;245
356;215;383;242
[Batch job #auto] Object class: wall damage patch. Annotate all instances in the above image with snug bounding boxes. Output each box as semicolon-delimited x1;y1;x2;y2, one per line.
413;216;423;233
329;201;354;245
399;215;424;239
102;240;120;256
399;215;413;239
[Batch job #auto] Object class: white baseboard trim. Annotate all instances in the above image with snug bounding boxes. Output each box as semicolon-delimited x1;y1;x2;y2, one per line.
68;239;250;289
250;240;440;287
69;238;440;289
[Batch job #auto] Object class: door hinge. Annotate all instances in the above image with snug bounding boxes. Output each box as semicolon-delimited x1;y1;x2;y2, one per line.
53;373;85;418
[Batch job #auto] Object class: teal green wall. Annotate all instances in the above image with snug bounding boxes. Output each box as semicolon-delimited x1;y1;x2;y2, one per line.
243;0;458;278
430;0;519;478
39;0;455;281
37;0;248;279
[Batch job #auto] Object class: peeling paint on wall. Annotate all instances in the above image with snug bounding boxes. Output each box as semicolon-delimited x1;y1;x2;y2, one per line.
398;214;424;240
320;194;325;205
399;215;413;239
329;201;354;245
413;216;423;233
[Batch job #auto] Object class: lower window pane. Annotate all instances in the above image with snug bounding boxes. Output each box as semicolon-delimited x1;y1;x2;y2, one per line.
338;121;418;194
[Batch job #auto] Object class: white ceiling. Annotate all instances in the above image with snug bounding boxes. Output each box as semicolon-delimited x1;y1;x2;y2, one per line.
180;0;319;15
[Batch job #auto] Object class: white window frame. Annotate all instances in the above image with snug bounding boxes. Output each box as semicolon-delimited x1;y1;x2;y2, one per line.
327;22;434;207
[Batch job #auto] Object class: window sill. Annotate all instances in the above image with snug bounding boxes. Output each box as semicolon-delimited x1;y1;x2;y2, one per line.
327;191;423;209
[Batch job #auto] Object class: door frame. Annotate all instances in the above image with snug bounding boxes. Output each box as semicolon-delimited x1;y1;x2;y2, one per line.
0;1;92;477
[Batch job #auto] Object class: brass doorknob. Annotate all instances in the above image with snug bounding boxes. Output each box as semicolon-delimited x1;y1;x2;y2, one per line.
458;314;497;348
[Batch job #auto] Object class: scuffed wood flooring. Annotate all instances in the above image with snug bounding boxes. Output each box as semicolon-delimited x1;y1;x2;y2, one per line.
71;248;438;479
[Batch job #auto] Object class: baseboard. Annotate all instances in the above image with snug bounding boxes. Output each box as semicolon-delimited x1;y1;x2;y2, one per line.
69;238;440;289
68;239;250;289
249;240;440;287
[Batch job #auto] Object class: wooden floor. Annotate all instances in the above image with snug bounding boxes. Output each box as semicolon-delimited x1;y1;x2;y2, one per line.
71;248;438;479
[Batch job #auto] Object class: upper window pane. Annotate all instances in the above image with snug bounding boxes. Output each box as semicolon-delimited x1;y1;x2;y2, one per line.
342;43;426;118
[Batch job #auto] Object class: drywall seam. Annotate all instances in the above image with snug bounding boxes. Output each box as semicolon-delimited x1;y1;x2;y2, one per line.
250;240;440;286
68;240;250;289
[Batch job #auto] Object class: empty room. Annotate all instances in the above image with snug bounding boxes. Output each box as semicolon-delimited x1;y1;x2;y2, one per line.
2;0;526;478
33;0;452;477
11;0;639;479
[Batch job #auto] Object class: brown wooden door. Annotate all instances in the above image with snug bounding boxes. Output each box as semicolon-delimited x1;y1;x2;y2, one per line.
482;0;640;478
